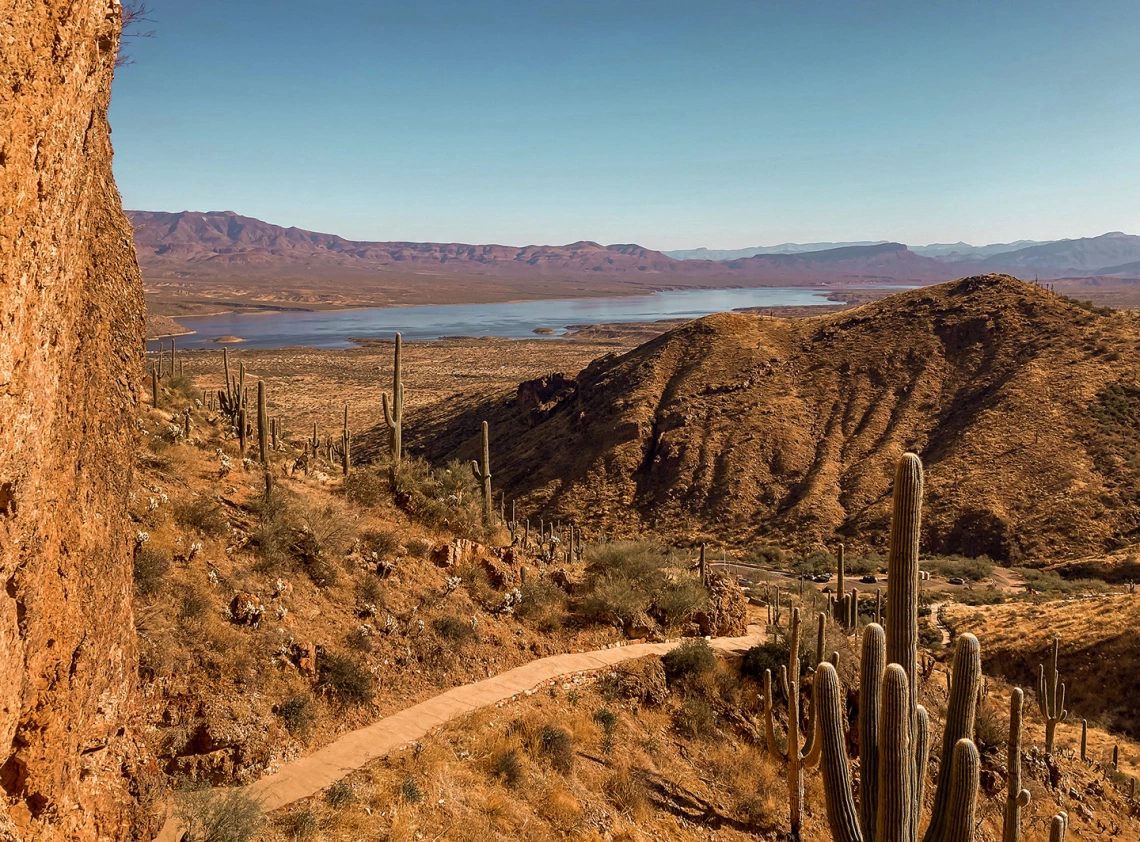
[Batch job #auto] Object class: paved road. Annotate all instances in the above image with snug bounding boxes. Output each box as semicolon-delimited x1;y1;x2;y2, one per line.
153;626;764;841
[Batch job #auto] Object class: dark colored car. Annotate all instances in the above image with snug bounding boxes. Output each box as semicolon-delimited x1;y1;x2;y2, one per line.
948;577;966;585
860;575;878;584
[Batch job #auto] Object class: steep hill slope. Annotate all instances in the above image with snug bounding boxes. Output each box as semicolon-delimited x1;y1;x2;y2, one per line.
401;275;1140;561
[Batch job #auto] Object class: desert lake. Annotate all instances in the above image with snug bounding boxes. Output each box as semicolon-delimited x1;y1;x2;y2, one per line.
162;286;867;349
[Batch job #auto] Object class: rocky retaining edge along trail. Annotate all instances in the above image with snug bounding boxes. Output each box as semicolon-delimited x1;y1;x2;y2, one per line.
153;628;764;841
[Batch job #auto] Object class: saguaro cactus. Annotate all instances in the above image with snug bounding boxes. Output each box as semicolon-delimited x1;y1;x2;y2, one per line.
814;453;983;842
151;363;160;408
1038;637;1068;755
1080;720;1087;762
764;607;820;840
1003;689;1031;842
837;544;846;626
382;332;404;469
257;381;268;464
342;403;351;476
699;543;708;587
471;420;492;525
237;408;247;455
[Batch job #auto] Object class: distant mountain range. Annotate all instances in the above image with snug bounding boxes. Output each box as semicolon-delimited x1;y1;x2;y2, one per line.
129;211;1140;311
666;235;1140;269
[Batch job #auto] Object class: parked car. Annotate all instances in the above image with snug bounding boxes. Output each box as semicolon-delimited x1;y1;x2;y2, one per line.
948;577;966;586
812;574;832;583
860;574;878;584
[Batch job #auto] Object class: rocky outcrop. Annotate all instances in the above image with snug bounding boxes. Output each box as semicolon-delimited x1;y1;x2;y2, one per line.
1;2;150;839
694;573;748;637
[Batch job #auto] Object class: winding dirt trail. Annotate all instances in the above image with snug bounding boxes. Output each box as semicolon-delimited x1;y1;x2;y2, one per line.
153;627;764;841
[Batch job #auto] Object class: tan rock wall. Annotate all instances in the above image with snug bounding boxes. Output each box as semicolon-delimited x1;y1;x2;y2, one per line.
0;1;150;839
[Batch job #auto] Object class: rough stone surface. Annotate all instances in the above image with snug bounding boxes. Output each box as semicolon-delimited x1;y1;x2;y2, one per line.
0;2;150;839
694;572;749;637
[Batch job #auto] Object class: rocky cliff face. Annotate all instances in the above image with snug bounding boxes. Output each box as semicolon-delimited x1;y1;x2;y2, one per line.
0;2;150;839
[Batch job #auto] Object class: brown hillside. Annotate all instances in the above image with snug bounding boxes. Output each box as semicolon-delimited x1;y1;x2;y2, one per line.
396;275;1140;561
943;596;1140;741
1;2;150;840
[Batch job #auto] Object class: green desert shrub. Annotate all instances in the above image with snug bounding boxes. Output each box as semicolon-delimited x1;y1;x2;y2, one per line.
662;639;716;686
176;495;230;537
278;692;316;739
673;697;717;739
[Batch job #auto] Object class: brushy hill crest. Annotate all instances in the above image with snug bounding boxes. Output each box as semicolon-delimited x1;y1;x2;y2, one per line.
400;275;1140;563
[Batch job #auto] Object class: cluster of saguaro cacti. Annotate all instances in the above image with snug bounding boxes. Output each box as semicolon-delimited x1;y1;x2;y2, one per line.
382;332;404;470
1038;636;1068;755
470;420;493;525
763;606;820;839
812;453;1070;842
814;453;984;842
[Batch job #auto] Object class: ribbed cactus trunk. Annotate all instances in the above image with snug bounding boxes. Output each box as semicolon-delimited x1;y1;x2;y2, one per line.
471;420;493;525
923;635;981;842
257;381;268;464
382;332;404;470
699;543;707;587
837;544;846;626
1038;637;1067;755
238;408;247;455
1049;814;1068;842
342;403;351;476
860;625;885;842
1080;720;1087;762
223;346;232;409
1003;689;1031;842
888;453;923;840
764;608;818;840
151;364;159;408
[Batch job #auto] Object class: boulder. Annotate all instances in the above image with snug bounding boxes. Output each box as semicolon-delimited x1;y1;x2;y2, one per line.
229;592;265;626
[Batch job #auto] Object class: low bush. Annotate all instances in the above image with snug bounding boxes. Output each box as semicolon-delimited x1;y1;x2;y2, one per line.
317;652;374;705
1016;567;1110;595
344;466;387;507
176;496;230;538
432;614;475;643
278;692;316;739
133;545;171;597
922;555;994;582
492;748;522;786
400;776;424;803
673;697;717;739
174;786;262;842
654;579;707;629
745;545;786;567
516;577;569;631
324;779;354;808
662;639;716;686
540;725;574;774
406;537;432;558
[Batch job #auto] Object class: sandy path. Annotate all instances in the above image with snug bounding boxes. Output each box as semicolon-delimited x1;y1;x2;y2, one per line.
153;627;764;841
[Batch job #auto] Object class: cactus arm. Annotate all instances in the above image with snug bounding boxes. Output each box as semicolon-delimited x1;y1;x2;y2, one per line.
941;739;981;842
382;392;394;428
814;663;863;842
876;665;911;842
859;623;886;842
923;634;982;842
779;665;790;701
915;704;931;815
764;669;787;763
817;611;826;669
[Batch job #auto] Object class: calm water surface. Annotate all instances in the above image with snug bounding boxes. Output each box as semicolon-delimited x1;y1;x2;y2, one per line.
164;287;864;350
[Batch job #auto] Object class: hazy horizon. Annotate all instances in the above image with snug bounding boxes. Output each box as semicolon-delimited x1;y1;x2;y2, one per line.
111;0;1140;250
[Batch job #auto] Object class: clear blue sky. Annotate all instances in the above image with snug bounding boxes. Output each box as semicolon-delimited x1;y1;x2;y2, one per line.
110;0;1140;249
